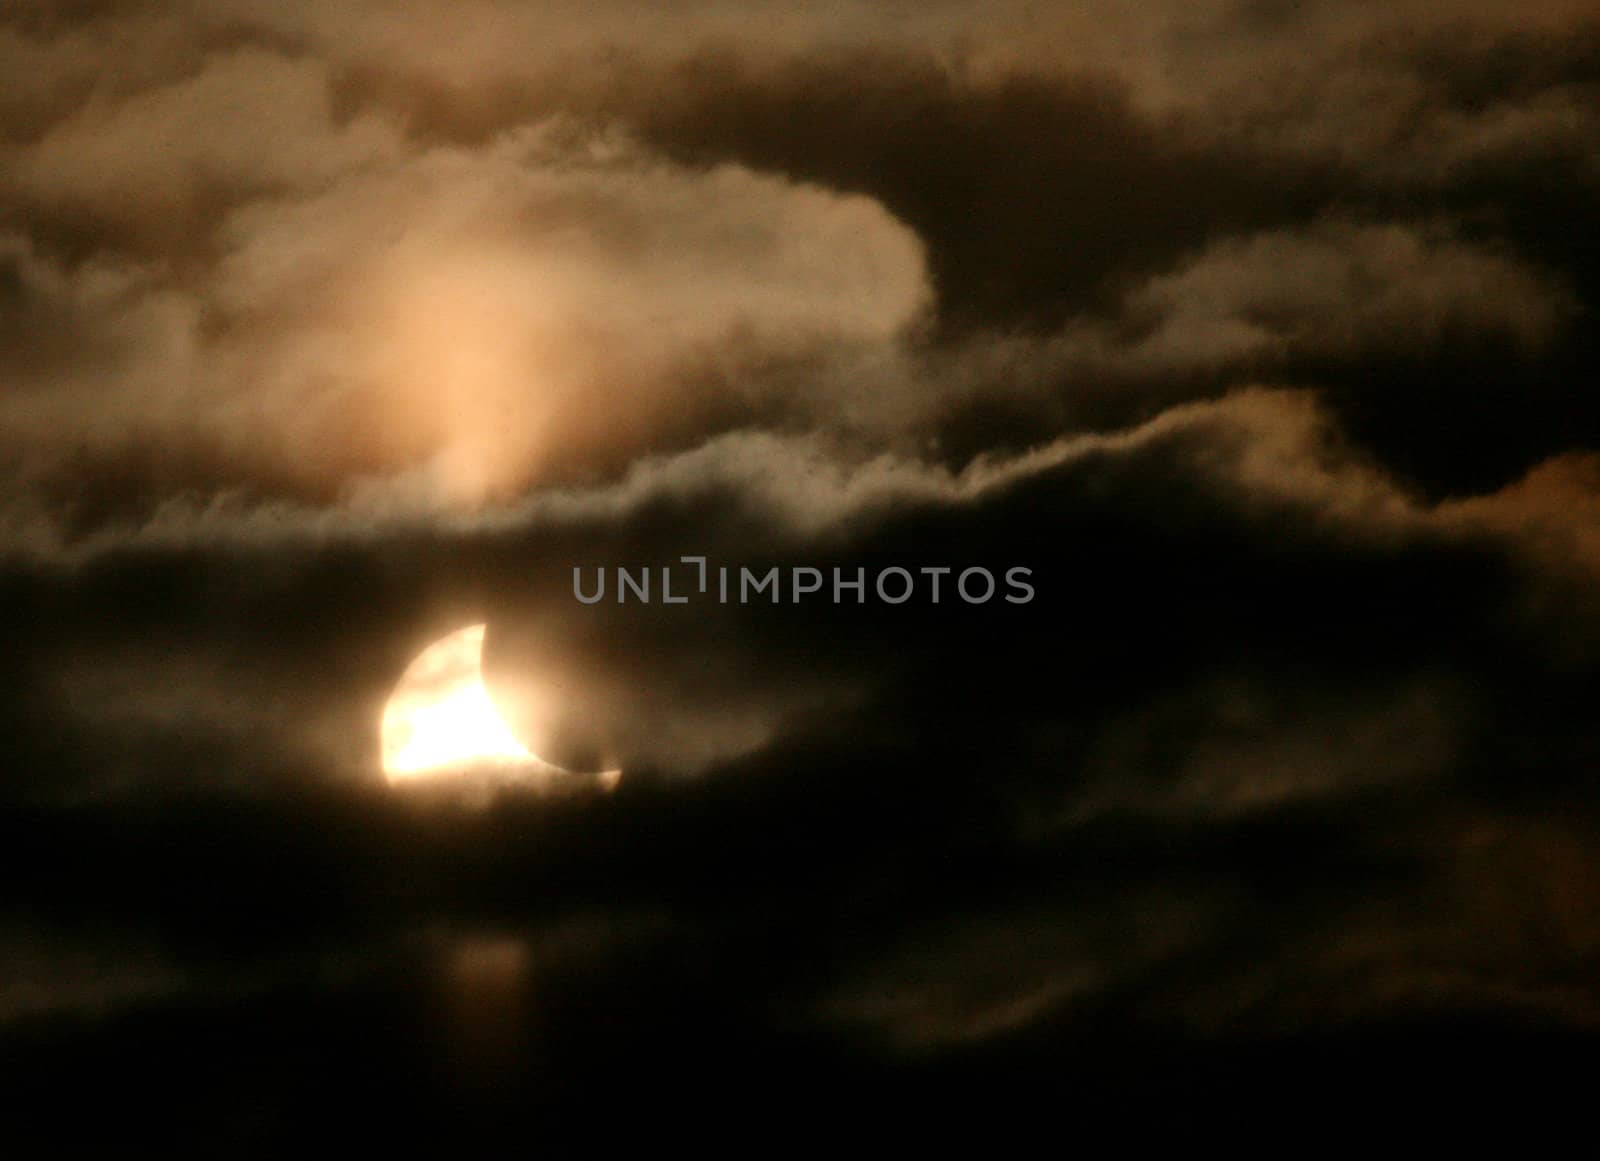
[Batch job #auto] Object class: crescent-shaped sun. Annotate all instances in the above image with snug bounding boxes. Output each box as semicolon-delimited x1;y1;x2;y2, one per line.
380;623;552;783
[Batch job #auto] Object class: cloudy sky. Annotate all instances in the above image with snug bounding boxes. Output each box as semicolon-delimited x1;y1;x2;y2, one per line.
4;0;1600;1142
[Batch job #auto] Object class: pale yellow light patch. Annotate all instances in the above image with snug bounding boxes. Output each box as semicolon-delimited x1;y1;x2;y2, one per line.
381;623;541;781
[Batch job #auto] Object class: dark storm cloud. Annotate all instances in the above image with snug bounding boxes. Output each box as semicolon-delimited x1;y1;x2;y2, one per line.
4;0;1600;1125
8;386;1597;832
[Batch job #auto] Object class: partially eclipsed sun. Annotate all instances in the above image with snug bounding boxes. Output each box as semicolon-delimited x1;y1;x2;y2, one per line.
381;624;616;790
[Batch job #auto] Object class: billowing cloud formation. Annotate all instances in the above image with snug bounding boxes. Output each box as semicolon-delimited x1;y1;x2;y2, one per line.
3;122;928;517
4;0;1600;1138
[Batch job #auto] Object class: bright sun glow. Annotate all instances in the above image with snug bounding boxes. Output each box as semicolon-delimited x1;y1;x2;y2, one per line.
381;624;543;781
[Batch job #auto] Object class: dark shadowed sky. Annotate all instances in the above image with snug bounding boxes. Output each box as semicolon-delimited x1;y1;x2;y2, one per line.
3;0;1600;1144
